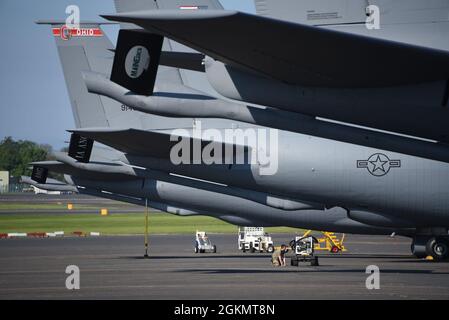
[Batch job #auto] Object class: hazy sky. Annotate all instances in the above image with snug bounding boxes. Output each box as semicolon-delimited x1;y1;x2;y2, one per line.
0;0;255;149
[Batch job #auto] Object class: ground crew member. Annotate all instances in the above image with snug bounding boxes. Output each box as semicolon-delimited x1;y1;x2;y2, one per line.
271;244;289;266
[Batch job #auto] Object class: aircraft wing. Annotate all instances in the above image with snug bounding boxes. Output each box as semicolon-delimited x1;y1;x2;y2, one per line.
102;10;449;88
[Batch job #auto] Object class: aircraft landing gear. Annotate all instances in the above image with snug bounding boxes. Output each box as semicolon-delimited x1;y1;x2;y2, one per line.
411;235;449;261
411;236;428;259
426;237;449;261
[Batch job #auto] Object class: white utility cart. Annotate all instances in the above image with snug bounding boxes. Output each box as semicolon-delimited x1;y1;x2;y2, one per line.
238;227;274;253
194;231;217;253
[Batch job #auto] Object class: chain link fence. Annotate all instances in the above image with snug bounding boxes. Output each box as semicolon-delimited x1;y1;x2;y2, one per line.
0;183;30;194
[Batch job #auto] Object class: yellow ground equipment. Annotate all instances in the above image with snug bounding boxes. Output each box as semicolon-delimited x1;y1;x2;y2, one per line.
302;230;347;253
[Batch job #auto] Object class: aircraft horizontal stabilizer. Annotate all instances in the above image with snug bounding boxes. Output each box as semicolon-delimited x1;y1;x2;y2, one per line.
35;20;117;25
30;158;135;182
159;51;205;72
68;127;248;162
102;10;449;88
21;176;78;192
29;160;96;180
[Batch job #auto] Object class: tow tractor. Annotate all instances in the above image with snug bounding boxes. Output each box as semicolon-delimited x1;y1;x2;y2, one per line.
302;230;346;253
238;227;274;253
289;235;320;266
194;231;217;253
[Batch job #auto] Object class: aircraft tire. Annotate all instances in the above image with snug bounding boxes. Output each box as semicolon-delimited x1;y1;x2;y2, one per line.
426;237;449;261
411;236;428;259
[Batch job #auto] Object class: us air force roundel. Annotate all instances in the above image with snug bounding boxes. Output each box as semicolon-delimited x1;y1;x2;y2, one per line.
357;153;401;177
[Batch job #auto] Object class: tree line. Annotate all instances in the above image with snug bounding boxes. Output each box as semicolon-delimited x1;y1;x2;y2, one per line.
0;137;53;178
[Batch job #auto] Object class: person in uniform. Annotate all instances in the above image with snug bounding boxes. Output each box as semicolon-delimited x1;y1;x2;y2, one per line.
271;244;289;266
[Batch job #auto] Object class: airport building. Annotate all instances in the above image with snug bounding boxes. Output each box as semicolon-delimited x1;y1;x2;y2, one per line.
0;171;9;193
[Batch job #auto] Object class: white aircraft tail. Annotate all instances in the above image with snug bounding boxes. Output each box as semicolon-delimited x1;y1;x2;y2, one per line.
36;20;120;128
38;0;233;133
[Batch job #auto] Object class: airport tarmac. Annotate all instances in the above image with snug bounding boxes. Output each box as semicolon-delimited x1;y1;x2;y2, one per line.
1;234;449;299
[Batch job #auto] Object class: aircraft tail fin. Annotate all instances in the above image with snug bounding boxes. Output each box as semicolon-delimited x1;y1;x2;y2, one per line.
36;20;118;128
38;1;237;135
113;0;222;94
110;0;242;131
113;0;185;86
38;20;186;131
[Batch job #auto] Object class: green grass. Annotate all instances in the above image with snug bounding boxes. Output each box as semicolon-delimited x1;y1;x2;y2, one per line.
0;212;300;235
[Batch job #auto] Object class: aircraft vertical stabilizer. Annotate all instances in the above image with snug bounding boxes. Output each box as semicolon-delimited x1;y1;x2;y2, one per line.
114;0;224;96
37;19;196;131
36;21;116;128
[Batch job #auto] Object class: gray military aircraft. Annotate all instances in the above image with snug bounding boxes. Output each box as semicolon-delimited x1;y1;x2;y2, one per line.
24;0;449;260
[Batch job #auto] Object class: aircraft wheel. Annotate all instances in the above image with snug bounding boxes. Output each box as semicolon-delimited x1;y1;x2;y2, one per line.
426;237;449;261
411;236;428;258
213;245;217;253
